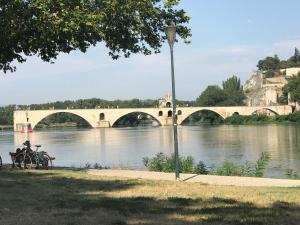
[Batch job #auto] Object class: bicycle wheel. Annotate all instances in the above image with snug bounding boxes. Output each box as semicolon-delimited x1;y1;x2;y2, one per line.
42;154;53;169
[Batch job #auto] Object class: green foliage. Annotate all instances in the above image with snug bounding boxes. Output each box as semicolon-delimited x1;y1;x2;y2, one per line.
282;73;300;103
196;86;226;106
182;110;224;125
196;75;245;107
210;161;246;176
225;112;300;125
144;152;270;177
210;152;270;177
224;114;272;125
254;152;271;177
143;153;207;174
222;75;246;105
181;156;194;173
286;169;299;179
0;0;191;73
287;111;300;122
256;48;300;77
0;105;15;125
193;161;209;175
257;55;281;72
36;112;91;128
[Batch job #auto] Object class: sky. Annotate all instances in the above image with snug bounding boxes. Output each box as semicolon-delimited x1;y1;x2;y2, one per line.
1;0;300;105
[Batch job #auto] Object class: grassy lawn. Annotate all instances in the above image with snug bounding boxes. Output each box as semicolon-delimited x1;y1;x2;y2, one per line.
0;169;300;225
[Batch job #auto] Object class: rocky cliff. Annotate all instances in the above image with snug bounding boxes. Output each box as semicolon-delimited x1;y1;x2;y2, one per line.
243;67;300;106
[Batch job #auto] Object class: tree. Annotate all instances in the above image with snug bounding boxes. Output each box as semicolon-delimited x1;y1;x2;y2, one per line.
257;55;281;72
196;86;226;106
0;0;191;73
282;72;300;103
288;47;300;65
294;48;300;63
222;75;245;106
196;75;246;107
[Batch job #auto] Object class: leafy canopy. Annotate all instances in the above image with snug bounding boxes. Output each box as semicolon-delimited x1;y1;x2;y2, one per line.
282;72;300;103
257;48;300;75
196;75;245;106
0;0;191;73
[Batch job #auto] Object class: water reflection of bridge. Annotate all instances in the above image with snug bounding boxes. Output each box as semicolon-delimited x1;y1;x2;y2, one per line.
14;105;292;131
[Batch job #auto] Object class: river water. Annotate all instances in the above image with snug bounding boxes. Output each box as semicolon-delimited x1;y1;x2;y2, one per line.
1;124;300;178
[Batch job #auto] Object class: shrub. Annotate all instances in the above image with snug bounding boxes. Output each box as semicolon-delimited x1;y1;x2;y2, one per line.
143;152;168;172
286;169;299;179
254;152;271;177
193;161;209;175
143;153;208;174
210;161;244;176
143;152;271;177
210;152;270;177
288;111;300;122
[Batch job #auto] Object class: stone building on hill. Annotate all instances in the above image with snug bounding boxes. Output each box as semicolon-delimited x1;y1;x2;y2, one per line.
243;67;300;106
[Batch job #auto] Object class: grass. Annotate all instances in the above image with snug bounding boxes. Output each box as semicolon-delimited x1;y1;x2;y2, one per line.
0;169;300;225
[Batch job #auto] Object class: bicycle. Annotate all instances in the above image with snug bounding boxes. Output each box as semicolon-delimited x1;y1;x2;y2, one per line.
10;144;55;169
29;145;55;169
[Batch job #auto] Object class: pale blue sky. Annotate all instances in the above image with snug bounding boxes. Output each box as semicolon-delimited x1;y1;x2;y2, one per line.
1;0;300;105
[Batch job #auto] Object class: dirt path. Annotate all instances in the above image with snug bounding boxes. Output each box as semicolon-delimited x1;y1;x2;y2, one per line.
87;169;300;187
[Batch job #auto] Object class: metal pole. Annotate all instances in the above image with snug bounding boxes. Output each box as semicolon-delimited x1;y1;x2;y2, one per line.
169;45;180;180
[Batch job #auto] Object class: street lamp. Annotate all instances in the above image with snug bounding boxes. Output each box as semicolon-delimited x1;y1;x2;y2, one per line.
165;25;180;180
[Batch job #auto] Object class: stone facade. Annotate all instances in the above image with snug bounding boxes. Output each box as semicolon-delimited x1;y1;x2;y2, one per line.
158;94;172;108
244;67;300;106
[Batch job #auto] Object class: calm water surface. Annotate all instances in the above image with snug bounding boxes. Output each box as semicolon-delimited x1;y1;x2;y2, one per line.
1;124;300;178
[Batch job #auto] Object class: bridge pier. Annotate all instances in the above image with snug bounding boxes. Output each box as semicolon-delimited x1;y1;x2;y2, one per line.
96;121;111;128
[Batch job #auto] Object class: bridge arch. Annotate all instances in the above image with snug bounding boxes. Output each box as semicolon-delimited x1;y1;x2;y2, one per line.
31;111;93;129
252;108;279;116
111;111;162;127
180;109;225;125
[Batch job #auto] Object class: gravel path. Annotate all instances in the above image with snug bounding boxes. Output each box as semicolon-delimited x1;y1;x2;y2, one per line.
87;169;300;187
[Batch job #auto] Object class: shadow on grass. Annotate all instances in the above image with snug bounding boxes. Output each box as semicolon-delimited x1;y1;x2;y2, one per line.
0;169;299;225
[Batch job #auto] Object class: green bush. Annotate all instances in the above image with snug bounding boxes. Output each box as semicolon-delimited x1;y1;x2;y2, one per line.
210;152;270;177
288;111;300;122
286;169;299;179
193;161;209;175
143;153;207;174
225;112;300;125
210;161;244;176
143;152;270;177
254;152;271;177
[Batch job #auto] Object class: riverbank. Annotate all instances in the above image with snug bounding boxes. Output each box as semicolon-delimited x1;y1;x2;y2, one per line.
0;168;300;225
224;112;300;125
0;125;13;130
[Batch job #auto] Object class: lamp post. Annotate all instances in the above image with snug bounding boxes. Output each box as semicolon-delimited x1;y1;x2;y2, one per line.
165;25;180;180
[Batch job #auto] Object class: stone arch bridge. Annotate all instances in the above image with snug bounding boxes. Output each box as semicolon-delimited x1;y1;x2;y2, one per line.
14;105;292;131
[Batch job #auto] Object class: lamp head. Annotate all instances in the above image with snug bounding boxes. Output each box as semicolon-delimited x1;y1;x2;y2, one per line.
165;25;176;48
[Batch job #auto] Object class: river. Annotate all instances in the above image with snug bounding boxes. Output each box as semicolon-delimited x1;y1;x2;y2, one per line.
1;124;300;178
